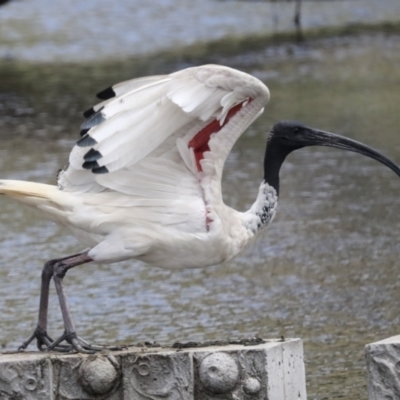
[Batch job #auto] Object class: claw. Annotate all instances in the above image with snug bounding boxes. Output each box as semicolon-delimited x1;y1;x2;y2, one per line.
71;337;95;354
18;331;37;351
19;326;71;352
46;331;107;353
20;326;117;353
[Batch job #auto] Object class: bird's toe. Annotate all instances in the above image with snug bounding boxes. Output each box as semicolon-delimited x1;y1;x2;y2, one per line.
19;326;60;352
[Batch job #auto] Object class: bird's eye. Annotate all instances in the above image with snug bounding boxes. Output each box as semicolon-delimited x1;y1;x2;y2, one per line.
293;127;300;133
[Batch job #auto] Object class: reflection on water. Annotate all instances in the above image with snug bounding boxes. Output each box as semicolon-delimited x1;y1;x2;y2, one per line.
1;34;400;400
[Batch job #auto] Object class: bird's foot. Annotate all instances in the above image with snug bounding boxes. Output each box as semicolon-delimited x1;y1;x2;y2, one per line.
19;326;124;354
18;326;72;352
47;331;125;353
46;331;106;354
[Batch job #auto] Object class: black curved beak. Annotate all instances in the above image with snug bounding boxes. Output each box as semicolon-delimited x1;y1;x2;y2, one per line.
303;128;400;178
265;121;400;196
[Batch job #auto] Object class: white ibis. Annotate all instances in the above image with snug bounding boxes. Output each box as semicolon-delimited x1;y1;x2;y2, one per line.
1;65;399;353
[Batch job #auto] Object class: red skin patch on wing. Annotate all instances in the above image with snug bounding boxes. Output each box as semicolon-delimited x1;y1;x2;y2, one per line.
188;100;251;172
205;216;213;227
188;99;252;231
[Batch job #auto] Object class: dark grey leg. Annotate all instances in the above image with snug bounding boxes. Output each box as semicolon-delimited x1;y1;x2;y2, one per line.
49;252;108;353
19;251;123;353
19;252;90;352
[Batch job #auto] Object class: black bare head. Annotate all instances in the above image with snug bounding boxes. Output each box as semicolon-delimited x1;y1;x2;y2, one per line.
269;120;310;149
264;120;400;196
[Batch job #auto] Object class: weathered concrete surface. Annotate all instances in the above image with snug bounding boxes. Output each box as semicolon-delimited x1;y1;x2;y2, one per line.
365;335;400;400
0;339;306;399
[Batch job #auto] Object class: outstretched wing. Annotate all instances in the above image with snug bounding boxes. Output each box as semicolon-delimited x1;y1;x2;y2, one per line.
58;65;270;196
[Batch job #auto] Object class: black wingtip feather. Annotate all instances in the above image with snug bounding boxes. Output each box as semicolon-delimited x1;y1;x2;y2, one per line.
92;166;109;174
77;134;97;147
83;107;95;118
82;160;100;170
84;148;102;162
96;87;116;100
80;128;90;137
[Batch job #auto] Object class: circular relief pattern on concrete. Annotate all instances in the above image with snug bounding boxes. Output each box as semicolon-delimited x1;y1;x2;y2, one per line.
79;356;119;395
25;377;37;391
243;377;261;394
199;352;239;394
138;362;150;376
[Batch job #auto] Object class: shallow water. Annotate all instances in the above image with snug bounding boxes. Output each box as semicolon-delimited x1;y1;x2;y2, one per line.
1;0;400;62
1;34;400;400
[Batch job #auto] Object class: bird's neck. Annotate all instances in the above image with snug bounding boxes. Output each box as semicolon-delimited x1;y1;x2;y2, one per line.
240;137;293;234
242;181;278;234
263;137;293;197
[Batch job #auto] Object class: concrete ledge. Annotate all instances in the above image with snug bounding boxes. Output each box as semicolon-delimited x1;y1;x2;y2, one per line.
365;335;400;400
0;338;306;399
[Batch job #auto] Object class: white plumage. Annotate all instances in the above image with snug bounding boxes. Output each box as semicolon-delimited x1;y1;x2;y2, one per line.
3;64;399;353
1;65;272;268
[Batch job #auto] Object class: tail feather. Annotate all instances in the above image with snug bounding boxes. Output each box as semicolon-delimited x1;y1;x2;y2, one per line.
0;180;58;203
0;180;74;223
